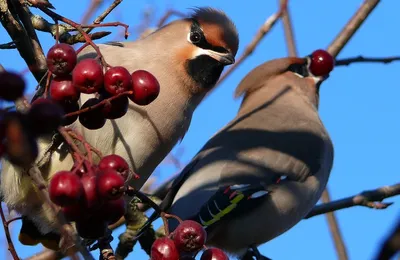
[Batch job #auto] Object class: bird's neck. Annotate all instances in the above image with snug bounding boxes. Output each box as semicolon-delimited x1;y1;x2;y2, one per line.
238;83;319;116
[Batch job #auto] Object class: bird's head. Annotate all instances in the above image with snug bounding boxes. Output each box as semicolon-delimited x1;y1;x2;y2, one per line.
149;7;239;94
235;50;335;108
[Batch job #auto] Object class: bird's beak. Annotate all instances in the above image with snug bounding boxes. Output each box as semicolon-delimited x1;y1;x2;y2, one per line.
206;50;235;65
194;48;235;65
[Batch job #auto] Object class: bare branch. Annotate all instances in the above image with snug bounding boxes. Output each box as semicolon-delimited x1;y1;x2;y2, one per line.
0;0;47;82
335;56;400;66
375;215;400;260
320;188;349;260
214;0;288;88
0;203;19;260
80;0;104;25
306;183;400;218
327;0;381;58
86;0;122;33
0;41;16;49
156;9;186;28
279;0;297;56
12;1;46;70
25;249;64;260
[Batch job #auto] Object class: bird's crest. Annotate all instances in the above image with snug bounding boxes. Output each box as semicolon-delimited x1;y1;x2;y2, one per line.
189;7;239;55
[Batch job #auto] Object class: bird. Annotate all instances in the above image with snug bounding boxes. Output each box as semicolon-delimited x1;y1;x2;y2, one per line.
0;7;239;250
140;53;334;258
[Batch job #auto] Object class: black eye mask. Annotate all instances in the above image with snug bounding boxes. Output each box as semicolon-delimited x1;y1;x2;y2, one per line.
190;19;229;54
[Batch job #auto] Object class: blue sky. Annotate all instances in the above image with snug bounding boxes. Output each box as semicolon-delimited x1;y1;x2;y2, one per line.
0;0;399;259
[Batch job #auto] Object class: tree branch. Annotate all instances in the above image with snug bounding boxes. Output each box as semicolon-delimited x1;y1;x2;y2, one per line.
0;203;19;260
279;0;297;56
327;0;380;58
80;0;104;25
12;0;47;73
213;1;288;88
375;214;400;260
320;188;349;260
0;0;47;82
306;183;400;219
335;56;400;66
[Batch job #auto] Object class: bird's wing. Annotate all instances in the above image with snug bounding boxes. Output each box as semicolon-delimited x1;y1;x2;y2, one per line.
185;125;332;231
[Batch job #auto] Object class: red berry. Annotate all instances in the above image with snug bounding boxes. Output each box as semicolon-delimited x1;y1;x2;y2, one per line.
78;98;106;130
80;174;101;209
28;98;64;136
0;71;26;101
151;237;180;260
96;169;125;200
61;101;79;126
129;70;160;106
98;154;130;181
50;75;80;103
72;59;104;94
46;43;77;76
102;96;129;120
99;198;126;224
49;171;83;207
75;217;107;239
200;248;228;260
309;49;335;76
172;220;206;253
104;66;132;95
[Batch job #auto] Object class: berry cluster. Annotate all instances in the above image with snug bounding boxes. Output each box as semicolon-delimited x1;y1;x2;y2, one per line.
151;220;228;260
49;154;131;239
46;43;160;130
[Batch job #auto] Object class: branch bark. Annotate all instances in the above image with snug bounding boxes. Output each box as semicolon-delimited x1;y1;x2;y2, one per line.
279;0;297;56
327;0;380;58
320;188;349;260
335;56;400;66
213;0;288;89
0;0;47;82
306;183;400;219
375;214;400;260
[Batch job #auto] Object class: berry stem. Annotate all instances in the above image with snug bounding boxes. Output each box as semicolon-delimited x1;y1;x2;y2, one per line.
0;203;20;260
58;127;89;161
33;5;111;68
64;90;133;118
65;128;103;159
43;69;52;98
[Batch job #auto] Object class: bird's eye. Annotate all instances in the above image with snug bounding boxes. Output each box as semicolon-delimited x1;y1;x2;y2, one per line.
190;32;202;43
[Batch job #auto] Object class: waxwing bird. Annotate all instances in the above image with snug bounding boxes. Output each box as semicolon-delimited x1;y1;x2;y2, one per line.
0;7;239;250
140;54;334;258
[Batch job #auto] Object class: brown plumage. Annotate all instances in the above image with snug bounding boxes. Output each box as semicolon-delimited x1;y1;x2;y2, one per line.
0;7;239;249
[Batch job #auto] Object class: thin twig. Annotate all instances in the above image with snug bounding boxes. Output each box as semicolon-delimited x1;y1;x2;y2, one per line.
0;203;20;260
156;9;186;28
375;214;400;260
12;0;47;74
0;41;17;49
335;56;400;66
279;0;297;56
80;0;104;25
327;0;381;58
0;0;47;82
319;188;349;260
306;183;400;218
214;0;288;88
